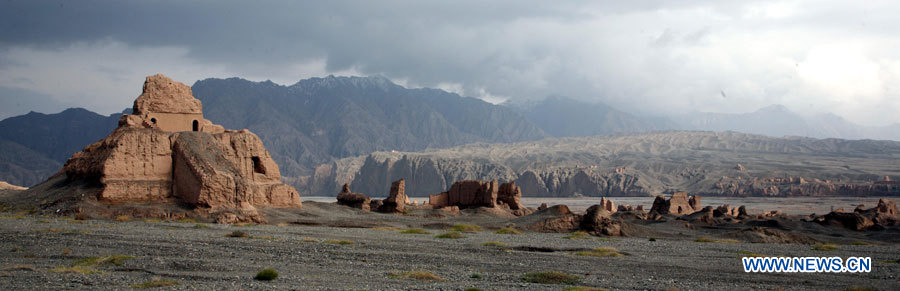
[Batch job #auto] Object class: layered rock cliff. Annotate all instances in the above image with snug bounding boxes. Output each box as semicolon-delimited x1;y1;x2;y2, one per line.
305;131;900;197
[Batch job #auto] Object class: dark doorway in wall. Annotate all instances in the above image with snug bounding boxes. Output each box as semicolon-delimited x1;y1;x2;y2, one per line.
252;156;266;174
192;120;199;131
151;118;157;124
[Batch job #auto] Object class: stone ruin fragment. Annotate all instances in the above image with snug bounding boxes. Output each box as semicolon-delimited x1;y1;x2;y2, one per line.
815;198;898;231
336;179;409;213
60;74;300;222
428;180;525;210
649;192;701;215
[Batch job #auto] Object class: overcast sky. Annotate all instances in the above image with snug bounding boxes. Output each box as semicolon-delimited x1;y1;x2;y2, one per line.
1;0;899;126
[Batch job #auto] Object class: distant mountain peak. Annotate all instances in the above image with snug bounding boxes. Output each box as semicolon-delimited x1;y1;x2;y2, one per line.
755;104;791;113
293;75;398;91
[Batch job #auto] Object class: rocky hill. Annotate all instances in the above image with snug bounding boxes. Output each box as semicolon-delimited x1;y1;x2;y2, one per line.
505;96;664;137
0;108;122;186
307;131;900;197
191;75;547;183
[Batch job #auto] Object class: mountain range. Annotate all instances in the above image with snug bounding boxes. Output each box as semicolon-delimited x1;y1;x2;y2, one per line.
1;75;898;194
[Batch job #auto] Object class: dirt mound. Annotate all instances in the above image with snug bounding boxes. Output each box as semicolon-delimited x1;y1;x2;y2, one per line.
726;227;818;244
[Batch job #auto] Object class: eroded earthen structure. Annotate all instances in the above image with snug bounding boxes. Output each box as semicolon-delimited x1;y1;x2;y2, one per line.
63;74;301;212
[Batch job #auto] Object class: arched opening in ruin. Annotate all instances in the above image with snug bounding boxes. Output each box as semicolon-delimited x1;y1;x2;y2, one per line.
192;120;199;131
251;156;266;174
677;206;683;213
150;118;157;124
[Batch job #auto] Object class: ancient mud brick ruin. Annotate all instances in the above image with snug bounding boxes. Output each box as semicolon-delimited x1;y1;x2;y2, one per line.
63;74;301;210
429;180;524;210
649;191;700;215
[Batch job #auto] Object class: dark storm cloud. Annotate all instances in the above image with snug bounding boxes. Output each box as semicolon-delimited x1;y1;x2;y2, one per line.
1;0;899;125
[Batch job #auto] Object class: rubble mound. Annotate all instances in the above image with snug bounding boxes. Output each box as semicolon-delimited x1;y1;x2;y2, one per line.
336;183;371;211
816;199;897;230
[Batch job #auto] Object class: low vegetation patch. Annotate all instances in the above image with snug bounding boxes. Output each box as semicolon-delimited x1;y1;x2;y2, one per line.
563;231;590;240
482;241;506;247
193;223;211;229
450;224;482;232
470;273;482;279
61;249;72;255
176;218;200;223
521;271;581;285
400;228;430;234
114;215;132;222
735;251;766;257
323;240;354;245
562;287;608;291
131;280;179;288
574;247;625;258
850;241;875;246
494;227;521;235
879;258;900;264
435;231;465;239
371;227;404;231
812;243;838;251
255;268;279;281
143;218;164;223
225;231;250;238
842;287;875;291
694;237;739;243
464;288;482;291
301;237;318;243
74;255;134;267
387;271;445;281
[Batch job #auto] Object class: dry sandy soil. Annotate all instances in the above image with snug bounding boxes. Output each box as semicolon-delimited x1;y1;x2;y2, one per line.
1;201;898;290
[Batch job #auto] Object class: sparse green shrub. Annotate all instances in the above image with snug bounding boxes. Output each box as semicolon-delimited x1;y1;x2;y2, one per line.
812;243;838;251
482;241;506;247
521;271;581;285
301;237;318;243
464;288;483;291
400;228;430;234
114;215;132;222
435;232;465;239
323;240;354;245
131;280;179;288
193;223;211;229
470;273;482;279
387;271;444;281
225;231;249;238
842;287;875;291
450;224;482;232
562;287;608;291
74;255;134;267
879;259;900;264
494;227;521;235
851;241;875;246
255;268;279;281
563;231;590;240
574;247;624;257
143;218;164;223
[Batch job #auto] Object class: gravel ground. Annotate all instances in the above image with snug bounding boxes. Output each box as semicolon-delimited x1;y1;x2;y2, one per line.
1;213;898;290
